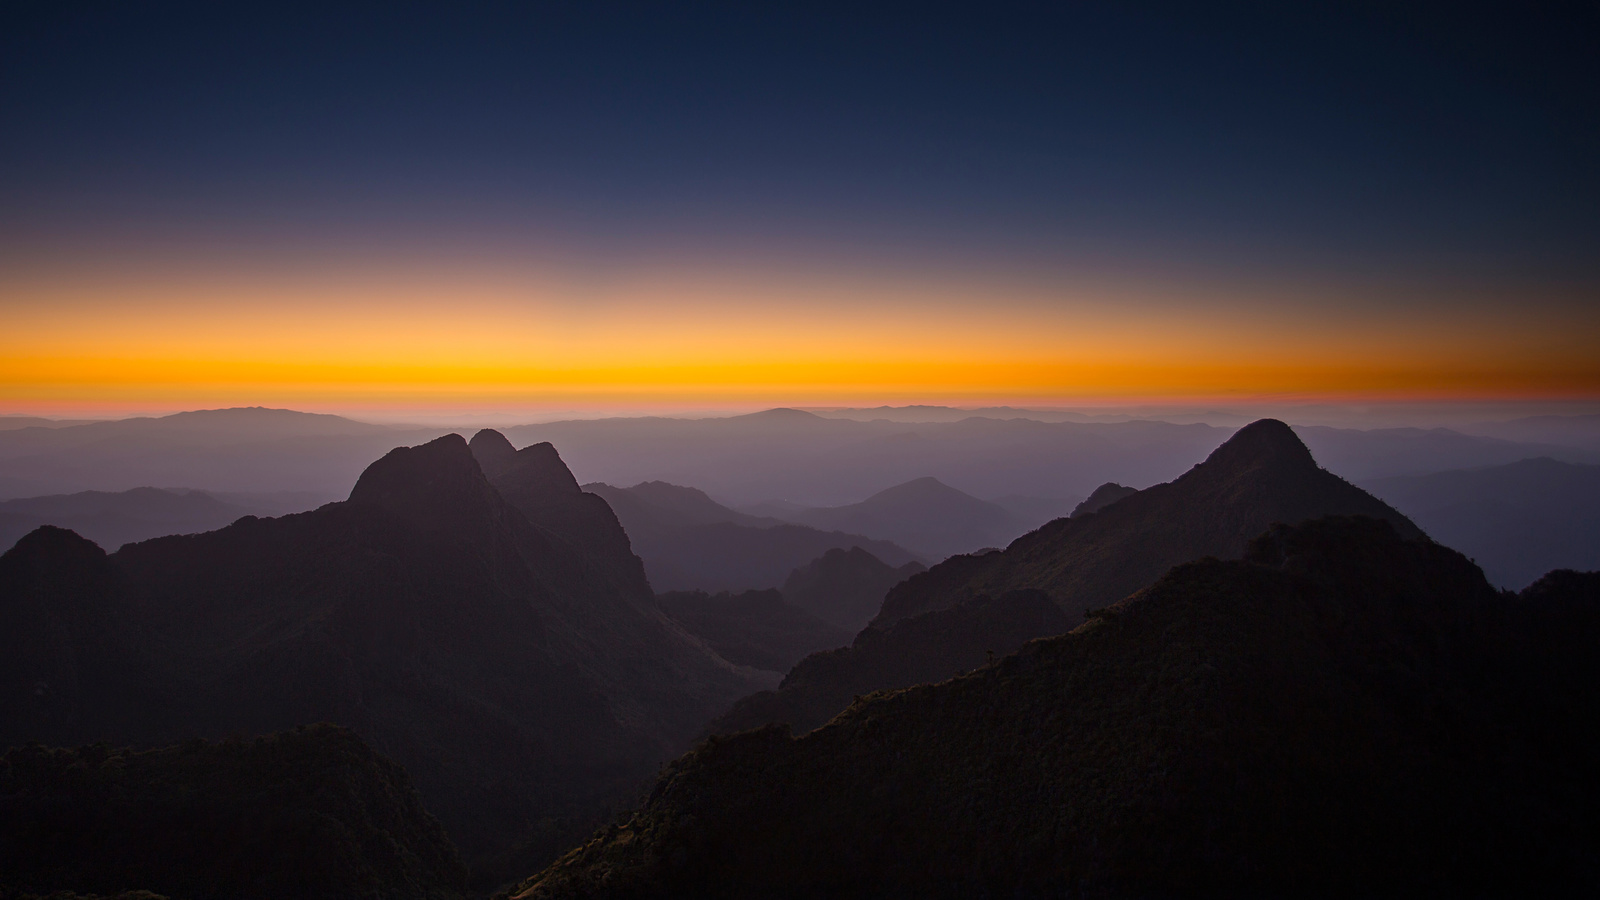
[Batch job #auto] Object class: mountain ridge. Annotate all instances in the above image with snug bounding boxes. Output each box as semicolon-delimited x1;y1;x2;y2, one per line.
0;433;763;885
505;518;1600;898
706;419;1425;737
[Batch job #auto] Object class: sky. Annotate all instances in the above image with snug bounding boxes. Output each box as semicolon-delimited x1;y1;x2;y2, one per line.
2;1;1597;417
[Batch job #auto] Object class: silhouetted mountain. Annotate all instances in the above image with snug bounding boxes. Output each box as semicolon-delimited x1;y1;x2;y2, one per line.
0;488;262;554
0;724;466;900
780;547;926;631
507;518;1600;898
583;481;920;592
655;590;849;674
0;434;762;886
471;430;650;599
879;419;1422;626
705;419;1423;736
587;481;775;529
0;527;155;746
1069;481;1137;517
784;477;1030;559
1365;457;1600;589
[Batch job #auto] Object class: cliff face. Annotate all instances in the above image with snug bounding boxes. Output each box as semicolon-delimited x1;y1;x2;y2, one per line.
0;434;763;877
508;518;1600;899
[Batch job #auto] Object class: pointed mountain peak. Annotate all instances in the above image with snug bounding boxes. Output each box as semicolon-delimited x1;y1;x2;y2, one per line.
868;476;960;501
468;428;519;478
2;524;107;566
347;434;500;530
486;440;582;497
1071;483;1138;518
1199;419;1316;474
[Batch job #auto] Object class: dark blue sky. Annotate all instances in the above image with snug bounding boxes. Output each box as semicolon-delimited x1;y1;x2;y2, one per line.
3;1;1596;283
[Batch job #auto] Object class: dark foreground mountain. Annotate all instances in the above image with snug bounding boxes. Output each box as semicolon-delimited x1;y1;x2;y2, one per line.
780;546;927;631
583;481;920;592
655;590;849;674
781;477;1030;560
1364;457;1600;589
0;724;465;900
505;518;1600;899
709;419;1423;735
0;434;762;886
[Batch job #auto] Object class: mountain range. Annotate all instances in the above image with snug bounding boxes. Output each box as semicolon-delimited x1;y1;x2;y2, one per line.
503;408;1599;506
709;419;1425;736
505;517;1600;898
0;431;764;888
0;407;443;499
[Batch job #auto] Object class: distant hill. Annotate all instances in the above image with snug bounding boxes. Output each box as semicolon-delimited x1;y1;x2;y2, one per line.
1293;423;1597;480
1364;457;1600;589
656;589;849;674
706;419;1424;736
504;410;1598;510
0;725;466;900
583;481;921;592
0;487;266;554
780;547;926;631
1459;413;1600;450
0;434;763;886
0;407;447;498
0;416;97;431
507;518;1600;898
587;481;777;529
782;477;1031;560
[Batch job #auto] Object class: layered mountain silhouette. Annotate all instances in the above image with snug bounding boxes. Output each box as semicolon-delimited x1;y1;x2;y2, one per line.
506;518;1600;898
709;419;1425;736
0;433;763;885
582;481;921;592
503;409;1597;511
780;546;927;631
876;418;1424;626
1;725;466;900
1365;457;1600;589
778;476;1032;559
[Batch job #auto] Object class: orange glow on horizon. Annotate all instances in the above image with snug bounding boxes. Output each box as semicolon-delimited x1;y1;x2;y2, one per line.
3;258;1597;415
